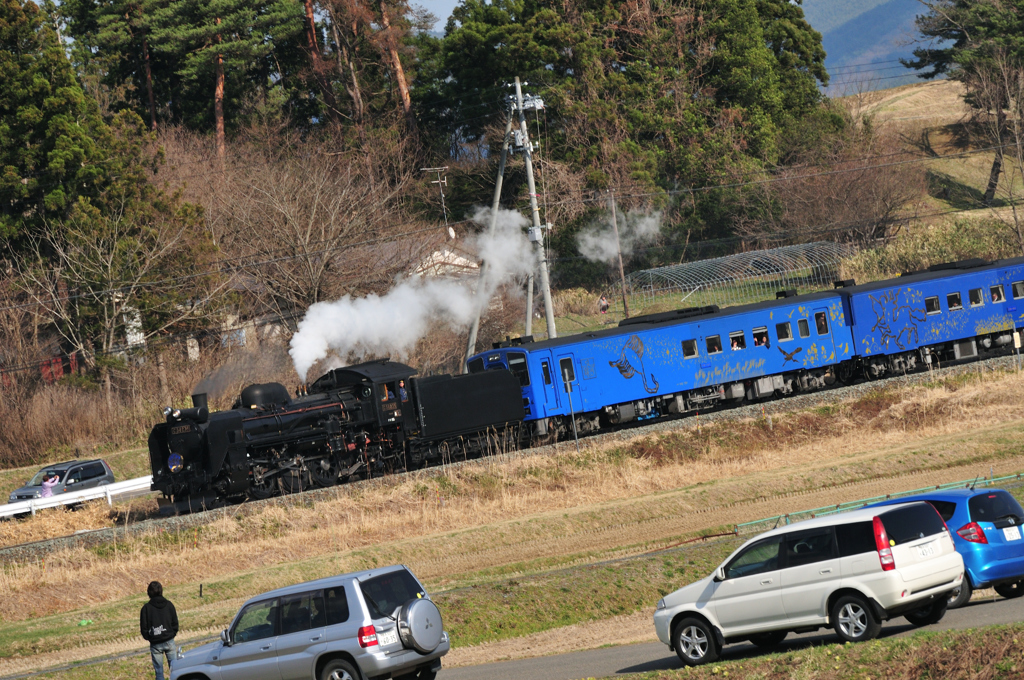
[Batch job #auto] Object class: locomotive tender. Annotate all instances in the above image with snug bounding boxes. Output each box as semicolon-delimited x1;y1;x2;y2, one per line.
150;255;1024;510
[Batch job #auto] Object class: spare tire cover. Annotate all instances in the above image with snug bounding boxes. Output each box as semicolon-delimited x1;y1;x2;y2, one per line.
397;598;443;653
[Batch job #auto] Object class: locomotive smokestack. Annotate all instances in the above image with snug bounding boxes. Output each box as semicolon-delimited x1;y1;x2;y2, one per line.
192;393;209;410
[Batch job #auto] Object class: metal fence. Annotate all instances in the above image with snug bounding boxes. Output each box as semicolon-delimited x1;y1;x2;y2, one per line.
626;241;856;314
0;476;154;519
734;473;1024;536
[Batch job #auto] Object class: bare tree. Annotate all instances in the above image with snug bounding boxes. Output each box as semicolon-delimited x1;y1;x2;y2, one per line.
16;190;229;401
733;122;927;247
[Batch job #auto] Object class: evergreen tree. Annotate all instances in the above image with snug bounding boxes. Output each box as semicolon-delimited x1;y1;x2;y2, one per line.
904;0;1024;203
0;0;117;241
149;0;304;157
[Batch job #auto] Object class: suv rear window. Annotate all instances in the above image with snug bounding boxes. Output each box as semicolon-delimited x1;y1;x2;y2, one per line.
969;491;1024;524
880;503;945;544
360;570;425;619
835;521;876;557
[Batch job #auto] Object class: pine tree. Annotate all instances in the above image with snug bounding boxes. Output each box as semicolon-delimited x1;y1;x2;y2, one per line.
0;0;114;241
150;0;304;158
904;0;1024;204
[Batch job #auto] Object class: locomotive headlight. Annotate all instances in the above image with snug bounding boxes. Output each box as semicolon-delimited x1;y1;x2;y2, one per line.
171;409;181;419
162;407;173;417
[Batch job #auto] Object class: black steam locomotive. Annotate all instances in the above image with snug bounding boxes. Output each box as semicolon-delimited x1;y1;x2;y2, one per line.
149;359;525;512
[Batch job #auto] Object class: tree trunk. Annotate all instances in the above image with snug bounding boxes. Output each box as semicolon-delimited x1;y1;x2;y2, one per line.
215;19;226;162
378;5;415;131
142;35;157;130
303;0;339;122
984;149;1003;205
330;11;364;124
156;352;171;406
103;365;112;411
984;106;1007;205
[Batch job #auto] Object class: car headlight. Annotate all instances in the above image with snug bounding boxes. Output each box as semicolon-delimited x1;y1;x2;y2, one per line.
656;598;667;610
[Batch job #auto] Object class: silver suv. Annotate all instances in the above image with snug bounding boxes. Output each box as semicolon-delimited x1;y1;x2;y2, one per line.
7;459;114;503
171;565;448;680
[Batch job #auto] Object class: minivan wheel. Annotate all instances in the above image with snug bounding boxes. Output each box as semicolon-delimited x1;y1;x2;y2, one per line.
672;618;719;666
947;581;972;609
904;599;947;627
321;659;360;680
748;630;787;648
830;595;881;642
995;581;1024;599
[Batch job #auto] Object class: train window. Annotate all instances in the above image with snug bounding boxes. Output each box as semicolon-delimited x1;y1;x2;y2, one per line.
969;288;984;307
507;352;531;386
729;331;746;350
776;322;793;342
814;312;829;335
798;319;810;338
925;296;941;314
947;292;963;310
467;358;484;374
682;339;698;358
541;361;552;385
706;335;722;354
752;327;769;347
1014;282;1024;299
559;357;575;384
991;285;1006;303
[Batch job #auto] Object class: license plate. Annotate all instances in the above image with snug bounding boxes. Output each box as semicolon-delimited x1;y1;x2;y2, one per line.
377;628;399;646
918;541;936;558
1004;526;1022;541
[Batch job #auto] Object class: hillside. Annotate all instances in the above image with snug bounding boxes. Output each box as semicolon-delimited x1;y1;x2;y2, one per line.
802;0;928;92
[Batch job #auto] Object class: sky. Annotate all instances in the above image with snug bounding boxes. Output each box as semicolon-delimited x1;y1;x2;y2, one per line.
415;0;459;31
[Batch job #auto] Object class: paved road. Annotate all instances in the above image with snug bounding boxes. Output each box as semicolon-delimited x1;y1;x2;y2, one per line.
439;595;1024;680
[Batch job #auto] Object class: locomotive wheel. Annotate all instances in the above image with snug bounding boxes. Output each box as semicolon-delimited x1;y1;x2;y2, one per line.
279;467;311;495
310;457;339;487
249;465;279;500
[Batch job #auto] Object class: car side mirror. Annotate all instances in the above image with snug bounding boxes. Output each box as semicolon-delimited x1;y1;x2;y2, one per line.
221;629;231;646
714;567;726;582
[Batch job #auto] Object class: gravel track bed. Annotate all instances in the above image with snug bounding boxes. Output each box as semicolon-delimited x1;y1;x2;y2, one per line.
1;353;1018;566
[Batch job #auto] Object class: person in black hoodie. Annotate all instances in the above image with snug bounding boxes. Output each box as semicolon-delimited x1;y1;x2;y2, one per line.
140;581;179;680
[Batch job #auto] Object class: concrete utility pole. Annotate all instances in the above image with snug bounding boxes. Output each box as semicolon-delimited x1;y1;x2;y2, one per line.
608;192;630;319
515;77;557;340
464;115;514;371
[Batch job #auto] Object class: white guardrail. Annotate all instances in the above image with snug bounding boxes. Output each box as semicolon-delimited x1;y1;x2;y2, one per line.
0;475;154;519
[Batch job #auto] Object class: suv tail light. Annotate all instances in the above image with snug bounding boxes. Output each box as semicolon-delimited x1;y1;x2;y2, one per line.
358;625;378;647
957;521;989;544
873;516;896;571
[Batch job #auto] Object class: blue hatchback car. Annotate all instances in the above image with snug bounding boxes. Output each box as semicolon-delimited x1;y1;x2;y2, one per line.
868;488;1024;608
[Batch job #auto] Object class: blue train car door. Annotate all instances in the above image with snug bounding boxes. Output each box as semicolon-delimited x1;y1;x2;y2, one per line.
808;307;837;367
539;356;561;411
557;353;579;414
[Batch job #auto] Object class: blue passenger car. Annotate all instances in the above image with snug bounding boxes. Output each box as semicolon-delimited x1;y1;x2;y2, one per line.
847;257;1024;378
468;256;1024;441
470;292;855;436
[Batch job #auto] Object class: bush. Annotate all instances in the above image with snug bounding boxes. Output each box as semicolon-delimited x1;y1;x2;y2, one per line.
842;218;1022;283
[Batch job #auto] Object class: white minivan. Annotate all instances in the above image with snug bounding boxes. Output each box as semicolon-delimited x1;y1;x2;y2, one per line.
653;502;964;666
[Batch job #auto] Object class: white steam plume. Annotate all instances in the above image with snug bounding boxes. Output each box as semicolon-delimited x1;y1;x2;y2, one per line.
289;208;534;380
577;210;662;263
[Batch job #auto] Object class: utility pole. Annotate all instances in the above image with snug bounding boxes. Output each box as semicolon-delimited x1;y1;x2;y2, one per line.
515;77;557;340
464;115;514;371
420;167;451;234
608;192;630;318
